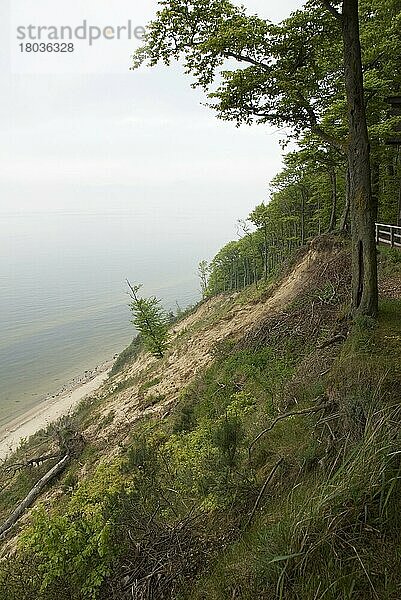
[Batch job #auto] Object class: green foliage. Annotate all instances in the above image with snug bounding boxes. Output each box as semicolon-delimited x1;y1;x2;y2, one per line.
1;1;401;592
135;0;400;158
133;0;342;141
379;245;401;277
198;259;209;297
127;282;169;359
164;392;254;510
136;0;401;301
184;298;401;600
2;271;401;600
138;376;162;396
212;414;244;468
191;411;401;600
172;391;197;433
18;461;133;600
123;427;165;479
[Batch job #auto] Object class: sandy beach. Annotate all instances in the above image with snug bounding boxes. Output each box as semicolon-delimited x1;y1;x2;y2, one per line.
0;362;113;461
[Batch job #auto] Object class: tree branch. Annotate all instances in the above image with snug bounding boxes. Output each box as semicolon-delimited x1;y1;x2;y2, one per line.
311;125;347;154
317;333;346;349
363;51;386;73
224;51;270;71
4;454;60;474
248;403;331;458
320;0;343;21
246;458;283;527
296;91;346;153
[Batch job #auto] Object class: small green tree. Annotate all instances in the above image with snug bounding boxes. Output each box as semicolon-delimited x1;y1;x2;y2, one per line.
126;280;169;359
198;260;209;298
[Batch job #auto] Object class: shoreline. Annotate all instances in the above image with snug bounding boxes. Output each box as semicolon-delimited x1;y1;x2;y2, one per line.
0;359;114;461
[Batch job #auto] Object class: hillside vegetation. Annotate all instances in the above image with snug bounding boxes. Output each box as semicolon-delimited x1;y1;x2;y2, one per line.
135;0;401;318
1;0;401;597
0;240;400;599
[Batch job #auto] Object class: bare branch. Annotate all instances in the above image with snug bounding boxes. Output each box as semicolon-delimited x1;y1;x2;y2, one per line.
4;454;59;474
246;458;283;527
317;333;346;349
249;402;331;458
126;278;140;302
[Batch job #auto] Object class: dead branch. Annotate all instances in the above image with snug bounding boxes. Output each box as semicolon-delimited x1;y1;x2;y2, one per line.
246;458;284;527
0;454;70;540
4;454;60;474
249;403;332;458
317;334;346;349
117;510;203;599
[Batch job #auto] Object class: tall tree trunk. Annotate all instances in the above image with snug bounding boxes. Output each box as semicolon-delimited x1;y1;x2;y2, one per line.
235;257;239;291
371;153;380;223
328;168;338;232
263;225;268;281
300;188;306;245
398;173;401;226
253;259;258;289
339;165;351;231
342;0;378;317
317;197;322;235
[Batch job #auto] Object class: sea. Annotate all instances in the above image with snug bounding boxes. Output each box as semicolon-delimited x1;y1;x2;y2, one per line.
0;207;216;428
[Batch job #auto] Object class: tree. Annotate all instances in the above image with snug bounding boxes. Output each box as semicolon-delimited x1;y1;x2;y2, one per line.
126;280;169;359
198;260;209;298
133;0;344;150
321;0;378;316
283;142;347;232
249;204;270;281
134;0;397;316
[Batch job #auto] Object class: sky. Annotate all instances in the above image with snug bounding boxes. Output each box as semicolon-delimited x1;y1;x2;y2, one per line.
0;0;304;224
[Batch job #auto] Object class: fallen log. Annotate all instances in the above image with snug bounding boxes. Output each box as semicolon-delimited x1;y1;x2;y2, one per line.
0;453;70;540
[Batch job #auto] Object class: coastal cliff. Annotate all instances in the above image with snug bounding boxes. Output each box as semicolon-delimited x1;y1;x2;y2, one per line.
0;237;401;600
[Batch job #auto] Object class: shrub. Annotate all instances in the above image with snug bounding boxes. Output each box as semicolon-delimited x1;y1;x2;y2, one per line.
19;461;134;600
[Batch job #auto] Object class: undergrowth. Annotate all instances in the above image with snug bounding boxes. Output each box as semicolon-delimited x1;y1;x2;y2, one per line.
1;243;401;599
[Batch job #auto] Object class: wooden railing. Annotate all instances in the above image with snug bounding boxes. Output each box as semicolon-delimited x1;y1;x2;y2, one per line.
375;223;401;249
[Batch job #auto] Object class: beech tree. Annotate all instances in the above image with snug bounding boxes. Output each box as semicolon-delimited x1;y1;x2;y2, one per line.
321;0;377;316
126;280;169;359
133;1;343;148
248;204;270;281
134;0;401;316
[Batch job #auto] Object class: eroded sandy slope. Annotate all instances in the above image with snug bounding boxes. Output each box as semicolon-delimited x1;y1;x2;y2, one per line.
86;243;341;444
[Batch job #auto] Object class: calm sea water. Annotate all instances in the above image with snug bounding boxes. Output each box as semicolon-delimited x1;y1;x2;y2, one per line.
0;207;213;428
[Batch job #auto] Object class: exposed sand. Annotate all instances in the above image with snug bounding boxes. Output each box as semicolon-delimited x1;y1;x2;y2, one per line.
0;366;111;461
94;246;330;443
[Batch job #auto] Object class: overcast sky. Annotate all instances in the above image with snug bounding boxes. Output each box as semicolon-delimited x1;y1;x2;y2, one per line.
0;0;304;220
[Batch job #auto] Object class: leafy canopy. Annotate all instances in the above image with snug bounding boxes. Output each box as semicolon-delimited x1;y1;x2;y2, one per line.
133;0;344;148
134;0;401;150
